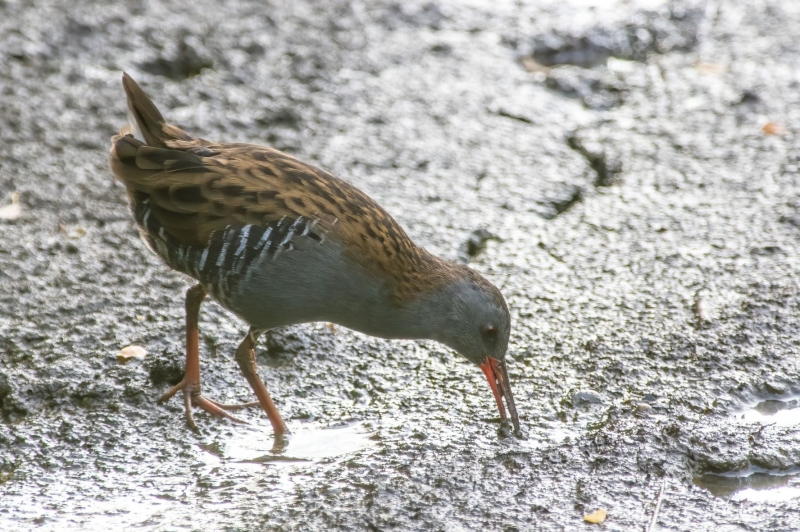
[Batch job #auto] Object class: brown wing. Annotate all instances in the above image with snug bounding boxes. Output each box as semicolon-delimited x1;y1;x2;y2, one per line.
108;74;458;300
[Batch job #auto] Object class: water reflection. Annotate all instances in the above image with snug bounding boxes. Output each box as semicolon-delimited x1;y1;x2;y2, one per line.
696;396;800;502
694;468;800;502
741;396;800;426
200;421;376;466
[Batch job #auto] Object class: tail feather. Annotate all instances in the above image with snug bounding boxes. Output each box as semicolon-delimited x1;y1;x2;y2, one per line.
121;72;193;147
121;72;168;147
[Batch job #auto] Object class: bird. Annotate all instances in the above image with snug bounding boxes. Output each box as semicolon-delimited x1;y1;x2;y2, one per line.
108;73;520;436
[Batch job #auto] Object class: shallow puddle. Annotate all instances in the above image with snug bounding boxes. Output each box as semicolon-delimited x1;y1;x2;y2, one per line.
693;396;800;502
739;396;800;426
694;468;800;502
6;423;380;531
200;420;377;466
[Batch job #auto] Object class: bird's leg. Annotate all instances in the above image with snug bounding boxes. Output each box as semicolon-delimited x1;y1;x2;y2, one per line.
157;284;250;429
234;328;288;435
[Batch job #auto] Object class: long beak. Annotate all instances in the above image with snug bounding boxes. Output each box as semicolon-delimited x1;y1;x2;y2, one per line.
480;357;520;433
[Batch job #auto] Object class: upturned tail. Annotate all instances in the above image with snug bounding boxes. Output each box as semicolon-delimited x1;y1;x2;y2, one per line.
119;72;193;147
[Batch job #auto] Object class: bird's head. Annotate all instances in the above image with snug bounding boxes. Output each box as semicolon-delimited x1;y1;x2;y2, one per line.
433;270;520;434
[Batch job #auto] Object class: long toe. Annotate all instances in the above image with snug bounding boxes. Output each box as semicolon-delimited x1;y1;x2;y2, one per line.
157;378;249;428
191;393;249;425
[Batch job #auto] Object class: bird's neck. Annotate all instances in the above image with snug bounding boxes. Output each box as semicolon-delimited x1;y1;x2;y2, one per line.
339;274;457;344
381;283;456;342
327;246;462;343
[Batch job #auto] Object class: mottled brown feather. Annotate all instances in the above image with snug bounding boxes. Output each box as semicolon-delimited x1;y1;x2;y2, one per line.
109;74;465;302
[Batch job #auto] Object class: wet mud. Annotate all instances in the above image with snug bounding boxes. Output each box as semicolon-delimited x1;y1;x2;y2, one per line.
2;0;800;530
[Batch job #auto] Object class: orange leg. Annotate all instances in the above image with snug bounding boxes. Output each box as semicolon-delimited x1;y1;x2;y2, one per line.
234;328;288;435
158;284;257;429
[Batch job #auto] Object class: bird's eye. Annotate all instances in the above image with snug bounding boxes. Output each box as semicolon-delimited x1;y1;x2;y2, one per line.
483;325;497;339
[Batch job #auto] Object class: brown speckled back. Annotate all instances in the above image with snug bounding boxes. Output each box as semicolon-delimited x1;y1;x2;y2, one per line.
109;73;462;303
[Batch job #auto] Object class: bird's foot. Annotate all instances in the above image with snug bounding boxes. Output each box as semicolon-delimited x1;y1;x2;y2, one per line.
158;379;256;430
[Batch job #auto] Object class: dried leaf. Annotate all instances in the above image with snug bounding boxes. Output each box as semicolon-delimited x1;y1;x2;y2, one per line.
762;121;787;135
694;61;725;75
59;224;86;238
583;509;607;524
520;55;550;74
0;192;21;221
117;345;147;364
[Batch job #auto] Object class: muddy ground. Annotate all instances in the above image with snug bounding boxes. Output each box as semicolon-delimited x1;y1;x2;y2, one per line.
2;0;800;530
